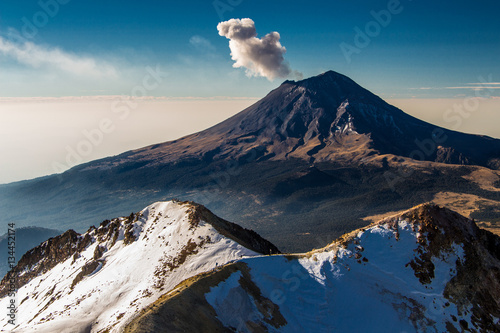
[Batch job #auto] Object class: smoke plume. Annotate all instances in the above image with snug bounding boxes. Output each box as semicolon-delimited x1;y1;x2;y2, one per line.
217;18;300;81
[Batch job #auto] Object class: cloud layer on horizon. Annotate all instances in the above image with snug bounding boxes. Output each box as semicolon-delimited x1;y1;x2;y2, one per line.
217;18;301;81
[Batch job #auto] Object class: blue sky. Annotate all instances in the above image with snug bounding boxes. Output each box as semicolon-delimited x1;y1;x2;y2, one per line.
1;0;500;99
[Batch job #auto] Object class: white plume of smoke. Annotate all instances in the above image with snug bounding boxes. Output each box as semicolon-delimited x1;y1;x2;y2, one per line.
217;18;301;81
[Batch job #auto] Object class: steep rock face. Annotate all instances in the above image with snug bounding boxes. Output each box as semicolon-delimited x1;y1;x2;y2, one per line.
0;229;83;296
186;201;280;255
0;227;61;279
435;146;470;165
387;205;500;331
0;200;278;333
0;212;141;299
126;204;500;333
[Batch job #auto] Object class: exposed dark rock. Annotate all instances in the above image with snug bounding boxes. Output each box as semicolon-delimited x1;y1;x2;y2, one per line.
382;204;500;332
0;229;90;298
435;146;470;165
71;260;102;289
0;214;132;297
124;213;139;245
184;201;280;255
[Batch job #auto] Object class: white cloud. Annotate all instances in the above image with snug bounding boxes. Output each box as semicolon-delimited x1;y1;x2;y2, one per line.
217;18;301;81
468;82;500;85
411;86;500;91
0;36;117;78
189;35;216;54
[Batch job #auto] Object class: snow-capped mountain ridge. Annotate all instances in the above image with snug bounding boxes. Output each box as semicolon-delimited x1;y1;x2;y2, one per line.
125;204;500;333
0;200;278;333
2;201;499;332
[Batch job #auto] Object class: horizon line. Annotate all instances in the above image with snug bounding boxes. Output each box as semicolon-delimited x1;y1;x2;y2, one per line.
0;96;262;103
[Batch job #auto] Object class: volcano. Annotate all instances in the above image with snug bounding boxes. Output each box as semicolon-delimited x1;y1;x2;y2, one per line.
1;71;500;252
86;71;500;170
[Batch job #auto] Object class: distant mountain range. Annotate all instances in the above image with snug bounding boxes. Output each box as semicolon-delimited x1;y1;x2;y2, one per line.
2;201;499;332
1;71;499;252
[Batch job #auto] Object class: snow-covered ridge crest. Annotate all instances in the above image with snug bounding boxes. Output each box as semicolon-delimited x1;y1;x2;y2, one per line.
0;200;279;333
127;204;500;333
